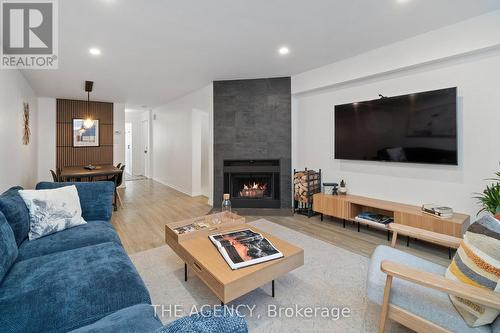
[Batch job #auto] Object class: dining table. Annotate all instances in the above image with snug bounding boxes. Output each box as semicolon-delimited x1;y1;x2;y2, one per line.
60;164;122;182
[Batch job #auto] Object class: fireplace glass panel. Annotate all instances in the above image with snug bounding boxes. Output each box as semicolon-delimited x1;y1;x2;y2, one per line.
230;174;273;199
222;159;281;208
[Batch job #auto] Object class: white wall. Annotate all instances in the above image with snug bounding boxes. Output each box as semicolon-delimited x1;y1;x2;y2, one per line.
191;110;202;197
200;111;210;197
0;70;38;191
191;109;210;197
152;83;213;203
292;13;500;218
37;97;56;182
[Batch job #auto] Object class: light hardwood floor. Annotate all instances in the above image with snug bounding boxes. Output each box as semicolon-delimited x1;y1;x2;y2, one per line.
112;179;452;266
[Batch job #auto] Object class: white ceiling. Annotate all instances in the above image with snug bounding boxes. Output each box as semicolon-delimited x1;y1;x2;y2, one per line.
22;0;500;107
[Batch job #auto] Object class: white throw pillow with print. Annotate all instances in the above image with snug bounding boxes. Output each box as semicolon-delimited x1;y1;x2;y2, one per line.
19;185;87;240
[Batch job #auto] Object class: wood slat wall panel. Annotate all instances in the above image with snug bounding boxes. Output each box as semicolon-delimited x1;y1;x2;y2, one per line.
56;99;113;169
99;124;113;145
57;147;114;167
56;99;113;124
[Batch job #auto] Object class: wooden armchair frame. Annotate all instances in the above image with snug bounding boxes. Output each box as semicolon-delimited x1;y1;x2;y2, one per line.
378;224;500;333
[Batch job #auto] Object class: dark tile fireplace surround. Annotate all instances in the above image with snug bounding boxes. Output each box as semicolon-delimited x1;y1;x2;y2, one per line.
214;77;292;210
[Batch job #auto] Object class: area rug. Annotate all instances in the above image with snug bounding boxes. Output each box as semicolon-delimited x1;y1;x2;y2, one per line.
131;219;409;332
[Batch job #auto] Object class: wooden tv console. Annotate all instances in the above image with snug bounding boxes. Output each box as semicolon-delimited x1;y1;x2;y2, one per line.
312;193;470;238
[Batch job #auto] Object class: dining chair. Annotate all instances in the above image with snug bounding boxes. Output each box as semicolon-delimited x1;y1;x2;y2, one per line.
111;165;126;210
105;163;123;181
50;170;59;182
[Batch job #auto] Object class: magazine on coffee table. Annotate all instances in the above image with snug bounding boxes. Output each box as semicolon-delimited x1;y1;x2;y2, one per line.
209;229;283;270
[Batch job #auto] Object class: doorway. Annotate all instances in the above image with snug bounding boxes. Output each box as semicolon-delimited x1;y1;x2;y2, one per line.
124;109;151;181
125;122;133;175
140;119;150;177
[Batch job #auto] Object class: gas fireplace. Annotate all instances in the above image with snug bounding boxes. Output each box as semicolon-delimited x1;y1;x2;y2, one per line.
223;160;280;208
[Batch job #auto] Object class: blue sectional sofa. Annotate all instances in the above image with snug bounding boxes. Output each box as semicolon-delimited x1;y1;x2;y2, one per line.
0;181;248;333
0;181;163;332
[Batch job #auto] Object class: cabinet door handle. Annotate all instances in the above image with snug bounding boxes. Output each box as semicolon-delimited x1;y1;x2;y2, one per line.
193;262;202;272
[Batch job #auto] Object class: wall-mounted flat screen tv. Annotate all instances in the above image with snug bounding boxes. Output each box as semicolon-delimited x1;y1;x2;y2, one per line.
334;87;457;165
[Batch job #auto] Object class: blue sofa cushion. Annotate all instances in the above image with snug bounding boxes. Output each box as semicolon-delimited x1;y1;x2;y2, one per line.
0;186;30;245
36;182;114;222
69;304;162;333
156;309;248;333
16;220;121;261
0;211;18;283
0;242;151;333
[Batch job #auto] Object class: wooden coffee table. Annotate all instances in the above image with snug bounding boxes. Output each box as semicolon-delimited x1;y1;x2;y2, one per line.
165;212;304;304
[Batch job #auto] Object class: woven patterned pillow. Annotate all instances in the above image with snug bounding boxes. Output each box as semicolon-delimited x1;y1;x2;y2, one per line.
445;215;500;327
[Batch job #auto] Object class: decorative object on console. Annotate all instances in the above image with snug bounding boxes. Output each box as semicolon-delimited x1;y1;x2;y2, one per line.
445;214;500;327
339;180;347;195
475;169;500;218
323;182;338;195
18;185;87;240
421;204;454;219
22;103;30;145
293;168;321;217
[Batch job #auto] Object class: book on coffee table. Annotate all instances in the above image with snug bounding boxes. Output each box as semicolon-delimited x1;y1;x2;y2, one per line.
209;229;283;270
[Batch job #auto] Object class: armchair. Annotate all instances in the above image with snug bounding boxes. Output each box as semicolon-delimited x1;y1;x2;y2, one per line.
367;224;500;333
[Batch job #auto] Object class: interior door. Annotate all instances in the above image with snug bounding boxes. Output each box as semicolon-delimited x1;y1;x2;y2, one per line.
141;119;150;178
125;123;132;175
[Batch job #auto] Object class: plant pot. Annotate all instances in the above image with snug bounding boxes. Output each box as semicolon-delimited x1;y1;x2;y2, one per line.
495;213;500;221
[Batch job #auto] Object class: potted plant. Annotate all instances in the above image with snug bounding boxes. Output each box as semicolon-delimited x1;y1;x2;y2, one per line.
475;170;500;220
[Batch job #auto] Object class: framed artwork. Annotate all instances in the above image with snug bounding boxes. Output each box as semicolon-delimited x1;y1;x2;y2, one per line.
73;119;99;147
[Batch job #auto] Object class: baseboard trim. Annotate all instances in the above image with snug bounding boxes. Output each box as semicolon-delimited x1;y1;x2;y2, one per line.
152;178;193;197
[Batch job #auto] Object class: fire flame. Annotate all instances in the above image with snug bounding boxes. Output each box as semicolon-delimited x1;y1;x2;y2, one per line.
242;182;267;190
239;182;267;198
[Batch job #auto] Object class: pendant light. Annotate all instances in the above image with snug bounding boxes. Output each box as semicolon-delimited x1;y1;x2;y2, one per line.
84;80;94;129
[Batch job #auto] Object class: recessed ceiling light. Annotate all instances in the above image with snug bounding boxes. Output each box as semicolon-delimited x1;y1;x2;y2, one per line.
278;47;290;55
397;0;411;3
89;48;101;56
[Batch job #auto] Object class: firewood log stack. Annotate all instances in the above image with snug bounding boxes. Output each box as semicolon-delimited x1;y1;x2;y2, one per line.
294;170;320;203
